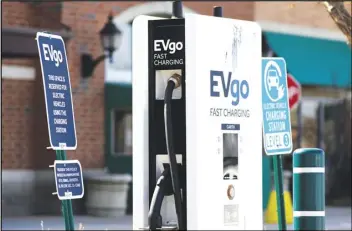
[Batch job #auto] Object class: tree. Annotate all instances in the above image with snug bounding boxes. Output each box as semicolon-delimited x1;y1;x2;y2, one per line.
322;1;352;47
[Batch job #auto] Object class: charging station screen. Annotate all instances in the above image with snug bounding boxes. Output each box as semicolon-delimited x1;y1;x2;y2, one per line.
223;133;239;180
221;124;241;227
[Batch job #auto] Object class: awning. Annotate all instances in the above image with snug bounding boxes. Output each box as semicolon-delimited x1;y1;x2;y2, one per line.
105;69;132;109
2;27;73;58
264;31;351;88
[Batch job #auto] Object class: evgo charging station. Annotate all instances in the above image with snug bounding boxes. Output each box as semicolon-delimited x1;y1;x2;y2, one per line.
132;5;263;230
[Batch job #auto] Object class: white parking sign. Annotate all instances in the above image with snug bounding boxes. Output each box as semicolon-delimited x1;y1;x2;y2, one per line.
262;57;293;155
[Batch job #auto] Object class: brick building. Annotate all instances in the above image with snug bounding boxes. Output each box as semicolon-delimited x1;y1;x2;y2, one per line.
1;1;254;216
2;1;351;216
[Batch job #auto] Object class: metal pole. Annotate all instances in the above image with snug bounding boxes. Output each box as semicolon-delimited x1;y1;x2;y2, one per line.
213;6;223;17
172;1;183;18
56;150;71;231
272;155;287;230
59;150;76;230
293;148;325;230
296;102;303;148
67;200;75;230
316;103;325;149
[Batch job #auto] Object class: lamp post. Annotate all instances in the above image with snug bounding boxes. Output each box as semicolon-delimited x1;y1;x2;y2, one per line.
81;13;122;79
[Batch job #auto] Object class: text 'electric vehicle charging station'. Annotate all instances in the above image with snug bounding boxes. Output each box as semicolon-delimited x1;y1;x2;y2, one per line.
132;2;263;230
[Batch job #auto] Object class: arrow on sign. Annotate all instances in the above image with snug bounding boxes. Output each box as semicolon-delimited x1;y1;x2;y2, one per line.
289;86;300;99
287;73;302;110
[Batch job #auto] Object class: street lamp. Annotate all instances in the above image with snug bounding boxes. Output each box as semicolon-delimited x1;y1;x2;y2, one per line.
81;13;122;79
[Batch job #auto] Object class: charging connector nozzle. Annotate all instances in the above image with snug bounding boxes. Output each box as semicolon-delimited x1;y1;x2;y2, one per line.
168;73;182;89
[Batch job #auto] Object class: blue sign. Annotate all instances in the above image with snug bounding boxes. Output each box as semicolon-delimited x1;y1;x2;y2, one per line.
262;58;292;155
54;160;84;200
221;124;240;131
36;32;77;150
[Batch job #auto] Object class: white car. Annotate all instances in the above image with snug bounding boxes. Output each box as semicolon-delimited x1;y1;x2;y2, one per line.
267;69;279;90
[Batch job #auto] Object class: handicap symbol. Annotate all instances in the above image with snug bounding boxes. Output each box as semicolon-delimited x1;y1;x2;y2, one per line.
264;60;285;102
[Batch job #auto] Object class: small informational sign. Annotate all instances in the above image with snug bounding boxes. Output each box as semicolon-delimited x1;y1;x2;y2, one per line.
53;160;84;200
262;57;293;155
36;32;77;150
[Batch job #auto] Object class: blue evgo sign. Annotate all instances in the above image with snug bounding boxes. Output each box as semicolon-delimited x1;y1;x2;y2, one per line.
36;32;77;150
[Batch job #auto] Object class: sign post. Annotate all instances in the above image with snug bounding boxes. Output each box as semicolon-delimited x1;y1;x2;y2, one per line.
262;57;293;231
36;32;79;231
53;150;77;231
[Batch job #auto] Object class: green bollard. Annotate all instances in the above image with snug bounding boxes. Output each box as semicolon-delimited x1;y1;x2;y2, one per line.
293;148;325;230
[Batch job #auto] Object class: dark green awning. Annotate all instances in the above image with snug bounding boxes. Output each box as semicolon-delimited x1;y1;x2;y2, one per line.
265;31;351;88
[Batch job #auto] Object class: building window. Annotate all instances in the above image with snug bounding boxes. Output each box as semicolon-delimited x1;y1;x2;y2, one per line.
111;110;132;155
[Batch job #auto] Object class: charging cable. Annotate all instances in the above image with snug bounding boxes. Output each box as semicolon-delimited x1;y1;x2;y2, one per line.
164;73;185;230
148;168;173;230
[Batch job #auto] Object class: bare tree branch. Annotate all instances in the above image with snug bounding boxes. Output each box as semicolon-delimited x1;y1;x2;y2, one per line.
322;1;352;47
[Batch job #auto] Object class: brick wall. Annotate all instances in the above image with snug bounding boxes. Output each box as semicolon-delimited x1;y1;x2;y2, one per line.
185;1;254;20
255;1;352;31
2;1;254;170
2;2;58;169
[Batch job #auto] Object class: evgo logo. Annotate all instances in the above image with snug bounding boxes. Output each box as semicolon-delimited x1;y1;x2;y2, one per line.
42;44;63;67
210;70;249;106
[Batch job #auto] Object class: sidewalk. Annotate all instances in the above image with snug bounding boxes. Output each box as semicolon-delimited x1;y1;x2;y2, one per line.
2;207;351;230
2;216;131;230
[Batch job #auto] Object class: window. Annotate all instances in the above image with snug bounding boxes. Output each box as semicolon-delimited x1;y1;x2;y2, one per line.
111;110;132;155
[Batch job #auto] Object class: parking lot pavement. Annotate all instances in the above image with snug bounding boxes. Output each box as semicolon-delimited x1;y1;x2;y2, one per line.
1;215;131;230
2;207;351;230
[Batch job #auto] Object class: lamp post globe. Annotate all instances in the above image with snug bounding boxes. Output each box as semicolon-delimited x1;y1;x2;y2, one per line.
99;13;122;62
